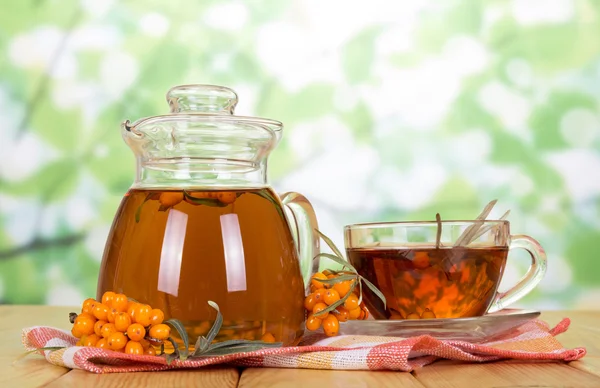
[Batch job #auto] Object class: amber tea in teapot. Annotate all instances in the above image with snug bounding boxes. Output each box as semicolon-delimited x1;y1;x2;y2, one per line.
97;85;319;347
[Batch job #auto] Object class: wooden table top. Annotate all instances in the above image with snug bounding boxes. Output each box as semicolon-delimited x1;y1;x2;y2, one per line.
2;305;599;387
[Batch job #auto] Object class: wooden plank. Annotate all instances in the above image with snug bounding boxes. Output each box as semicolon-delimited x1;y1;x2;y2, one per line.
238;368;425;388
569;357;600;379
46;367;239;388
0;305;75;387
411;360;600;388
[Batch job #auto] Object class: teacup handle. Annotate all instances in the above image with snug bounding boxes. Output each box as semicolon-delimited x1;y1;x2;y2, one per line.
487;235;547;313
280;192;320;290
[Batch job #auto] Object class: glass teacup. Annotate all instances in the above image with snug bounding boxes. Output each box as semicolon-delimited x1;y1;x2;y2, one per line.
344;220;547;320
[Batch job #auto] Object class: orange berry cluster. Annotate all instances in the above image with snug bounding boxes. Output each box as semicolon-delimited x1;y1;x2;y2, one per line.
70;291;171;355
304;271;369;337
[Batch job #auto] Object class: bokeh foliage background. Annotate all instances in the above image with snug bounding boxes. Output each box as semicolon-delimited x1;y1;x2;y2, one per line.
0;0;599;309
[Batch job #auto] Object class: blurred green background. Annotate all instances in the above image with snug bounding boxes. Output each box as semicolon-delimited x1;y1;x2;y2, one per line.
0;0;599;309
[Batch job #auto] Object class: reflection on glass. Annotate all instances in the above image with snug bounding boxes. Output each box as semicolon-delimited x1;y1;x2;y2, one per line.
157;209;188;297
220;213;247;292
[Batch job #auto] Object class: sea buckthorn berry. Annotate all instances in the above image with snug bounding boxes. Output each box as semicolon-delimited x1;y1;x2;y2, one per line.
217;192;237;204
125;340;144;355
82;334;100;347
322;269;332;276
144;346;156;356
134;304;152;326
406;313;420;320
92;303;110;321
139;338;150;350
312;302;329;319
304;294;318;311
349;307;362;320
106;308;118;323
343;293;360;311
310;272;327;289
76;312;95;322
261;332;276;343
334;307;350;322
390;311;404;320
73;314;95;336
94;320;107;337
114;312;132;332
322;315;340;337
100;323;117;339
421;309;436;319
75;340;83;346
127;323;146;341
314;288;328;302
101;291;116;308
95;338;108;349
323;289;340;306
333;280;354;298
82;298;96;314
107;332;127;350
72;326;83;339
413;252;430;270
159;192;184;207
127;302;139;321
306;315;322;331
149;309;164;326
149;324;170;340
112;294;129;312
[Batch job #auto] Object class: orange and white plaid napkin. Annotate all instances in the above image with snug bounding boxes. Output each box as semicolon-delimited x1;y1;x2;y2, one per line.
22;318;585;374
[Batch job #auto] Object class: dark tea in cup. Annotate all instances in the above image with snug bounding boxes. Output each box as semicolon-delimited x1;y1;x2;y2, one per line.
344;220;546;320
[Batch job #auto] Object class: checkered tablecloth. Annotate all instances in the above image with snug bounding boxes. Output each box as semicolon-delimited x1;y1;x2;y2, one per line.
22;317;585;373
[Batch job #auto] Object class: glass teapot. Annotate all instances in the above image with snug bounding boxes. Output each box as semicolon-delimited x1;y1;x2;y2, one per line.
97;84;320;346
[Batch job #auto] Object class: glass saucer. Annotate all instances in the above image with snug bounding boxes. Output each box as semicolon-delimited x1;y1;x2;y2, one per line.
338;309;540;342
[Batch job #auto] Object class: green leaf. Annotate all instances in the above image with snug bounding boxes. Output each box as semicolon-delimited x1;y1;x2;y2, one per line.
314;230;345;261
313;273;357;285
194;335;210;356
165;319;189;361
164;352;179;366
205;301;223;345
194;342;283;357
201;339;280;352
314;253;357;273
360;276;387;309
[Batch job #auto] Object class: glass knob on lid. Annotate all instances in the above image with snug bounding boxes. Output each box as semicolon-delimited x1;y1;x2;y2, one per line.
166;84;238;114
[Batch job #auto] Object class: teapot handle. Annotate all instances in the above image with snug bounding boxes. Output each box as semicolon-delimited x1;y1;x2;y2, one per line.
280;192;320;290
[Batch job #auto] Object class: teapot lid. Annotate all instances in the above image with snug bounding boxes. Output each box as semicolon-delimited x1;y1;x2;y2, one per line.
123;84;282;136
